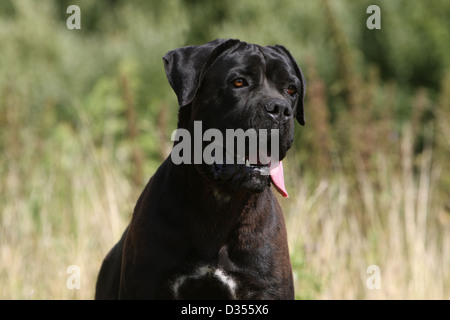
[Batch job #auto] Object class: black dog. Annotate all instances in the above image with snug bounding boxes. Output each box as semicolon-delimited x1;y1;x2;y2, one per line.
95;39;306;299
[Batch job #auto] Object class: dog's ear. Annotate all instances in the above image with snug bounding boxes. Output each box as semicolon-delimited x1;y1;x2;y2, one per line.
273;45;306;126
163;39;240;108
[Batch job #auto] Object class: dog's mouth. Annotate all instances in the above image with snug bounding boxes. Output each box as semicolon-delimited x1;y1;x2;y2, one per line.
210;152;288;197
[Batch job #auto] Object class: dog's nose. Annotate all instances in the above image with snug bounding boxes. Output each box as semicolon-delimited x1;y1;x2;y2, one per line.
264;100;292;121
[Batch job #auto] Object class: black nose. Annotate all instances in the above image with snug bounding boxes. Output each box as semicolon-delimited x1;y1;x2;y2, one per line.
264;100;292;121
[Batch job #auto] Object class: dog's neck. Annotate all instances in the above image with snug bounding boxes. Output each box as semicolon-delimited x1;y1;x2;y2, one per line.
167;158;266;251
170;158;261;211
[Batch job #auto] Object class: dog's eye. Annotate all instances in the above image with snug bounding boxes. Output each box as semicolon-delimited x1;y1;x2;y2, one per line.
232;78;248;88
286;85;298;96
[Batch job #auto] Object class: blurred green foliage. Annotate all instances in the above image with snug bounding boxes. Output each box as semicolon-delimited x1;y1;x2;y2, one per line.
0;0;449;299
1;0;448;137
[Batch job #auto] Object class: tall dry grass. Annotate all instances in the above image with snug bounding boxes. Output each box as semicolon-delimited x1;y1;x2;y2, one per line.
0;111;132;299
1;101;449;299
285;123;449;299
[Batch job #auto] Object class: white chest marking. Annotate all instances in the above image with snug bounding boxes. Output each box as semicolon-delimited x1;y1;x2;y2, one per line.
172;265;237;299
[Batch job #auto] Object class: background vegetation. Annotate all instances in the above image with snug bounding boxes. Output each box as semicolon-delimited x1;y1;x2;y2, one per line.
0;0;449;299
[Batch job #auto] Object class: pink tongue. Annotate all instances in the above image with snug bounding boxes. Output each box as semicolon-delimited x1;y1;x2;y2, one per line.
270;161;289;198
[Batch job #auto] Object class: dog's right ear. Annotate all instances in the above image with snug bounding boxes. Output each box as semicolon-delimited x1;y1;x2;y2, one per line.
163;39;240;108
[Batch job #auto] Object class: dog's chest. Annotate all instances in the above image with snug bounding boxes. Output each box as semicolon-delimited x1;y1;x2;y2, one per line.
172;265;238;300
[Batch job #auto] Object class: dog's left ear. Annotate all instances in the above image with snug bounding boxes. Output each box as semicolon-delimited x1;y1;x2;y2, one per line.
273;45;306;126
163;39;240;108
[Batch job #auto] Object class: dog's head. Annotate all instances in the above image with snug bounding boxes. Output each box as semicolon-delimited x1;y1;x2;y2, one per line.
163;39;306;197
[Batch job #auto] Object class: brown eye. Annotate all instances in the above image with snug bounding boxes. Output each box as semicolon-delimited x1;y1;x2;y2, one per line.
233;78;247;88
287;85;298;96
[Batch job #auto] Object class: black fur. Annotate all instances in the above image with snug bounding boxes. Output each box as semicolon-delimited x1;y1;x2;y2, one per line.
95;39;306;300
